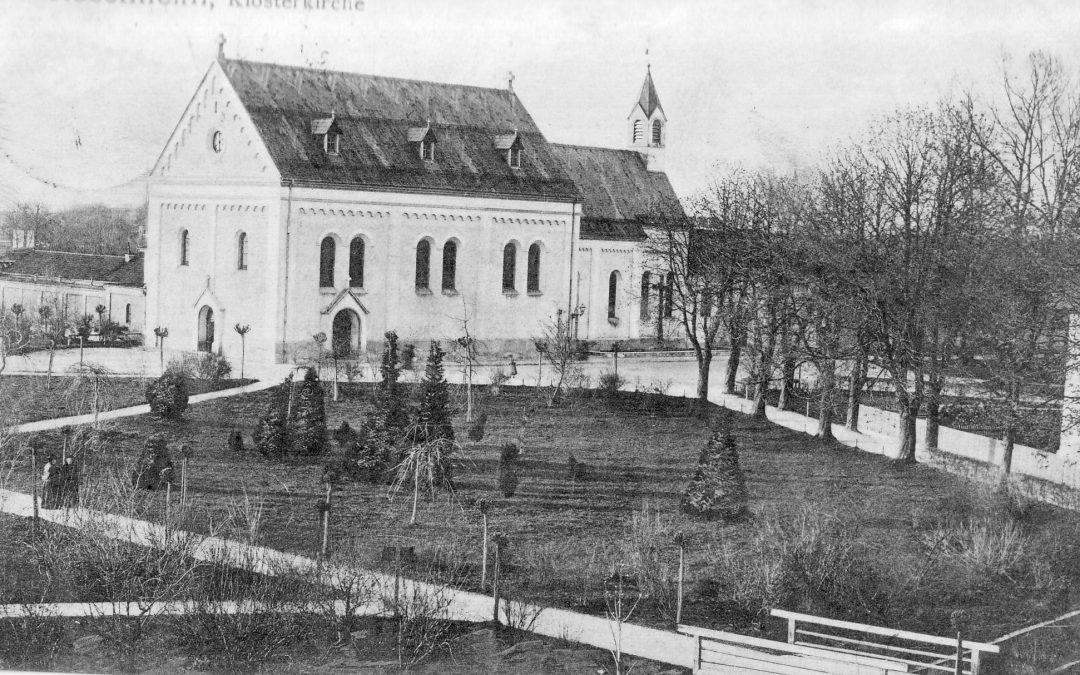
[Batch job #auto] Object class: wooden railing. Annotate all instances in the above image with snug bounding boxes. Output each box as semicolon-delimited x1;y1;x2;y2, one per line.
772;609;1000;675
680;623;911;674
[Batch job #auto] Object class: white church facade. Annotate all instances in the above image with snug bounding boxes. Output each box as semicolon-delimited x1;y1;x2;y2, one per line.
144;52;681;365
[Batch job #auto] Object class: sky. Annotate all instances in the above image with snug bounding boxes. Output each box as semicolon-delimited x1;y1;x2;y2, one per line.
2;0;1080;209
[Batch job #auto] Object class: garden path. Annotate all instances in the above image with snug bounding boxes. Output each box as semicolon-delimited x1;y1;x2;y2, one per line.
5;377;285;435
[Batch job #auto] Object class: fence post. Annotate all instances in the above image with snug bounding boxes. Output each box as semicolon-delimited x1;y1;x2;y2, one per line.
971;648;981;675
787;617;796;644
954;631;963;675
694;635;702;670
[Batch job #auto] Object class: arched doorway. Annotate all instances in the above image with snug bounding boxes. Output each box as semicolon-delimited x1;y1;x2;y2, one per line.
197;305;215;353
332;309;361;357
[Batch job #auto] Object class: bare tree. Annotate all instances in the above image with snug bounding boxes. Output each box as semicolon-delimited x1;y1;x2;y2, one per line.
961;52;1080;470
855;103;992;461
535;310;579;406
646;175;763;407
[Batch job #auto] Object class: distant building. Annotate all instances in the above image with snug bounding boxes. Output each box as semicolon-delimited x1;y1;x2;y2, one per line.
0;237;145;333
145;52;682;365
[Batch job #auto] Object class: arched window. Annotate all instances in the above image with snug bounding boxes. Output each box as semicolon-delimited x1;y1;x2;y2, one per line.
349;237;365;288
633;119;644;144
442;240;458;291
527;243;541;293
502;243;516;292
237;232;248;270
608;271;619;319
651;119;663;145
415;239;431;290
179;229;189;266
640;271;651;319
664;272;674;318
319;237;335;288
124;304;132;325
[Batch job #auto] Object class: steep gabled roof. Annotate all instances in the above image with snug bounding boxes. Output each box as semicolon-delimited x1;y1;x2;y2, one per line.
219;58;580;201
549;143;680;236
0;250;144;288
634;67;664;119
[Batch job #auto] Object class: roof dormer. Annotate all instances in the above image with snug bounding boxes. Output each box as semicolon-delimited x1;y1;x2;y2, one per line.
408;124;437;162
312;113;342;155
494;131;523;169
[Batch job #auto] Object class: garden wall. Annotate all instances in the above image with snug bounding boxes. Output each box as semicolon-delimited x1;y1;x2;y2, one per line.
851;404;1080;488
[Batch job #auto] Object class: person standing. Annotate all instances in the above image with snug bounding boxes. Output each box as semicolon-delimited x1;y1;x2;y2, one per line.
41;455;58;509
59;456;79;508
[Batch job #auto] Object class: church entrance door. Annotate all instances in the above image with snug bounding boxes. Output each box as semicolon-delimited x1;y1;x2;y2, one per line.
197;306;215;353
332;309;360;356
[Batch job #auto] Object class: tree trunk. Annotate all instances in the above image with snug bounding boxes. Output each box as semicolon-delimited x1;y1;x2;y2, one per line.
1002;381;1021;474
47;343;55;391
817;359;835;440
777;355;796;411
695;349;712;404
724;329;745;395
846;350;867;432
751;324;778;420
1002;426;1015;475
753;381;768;419
925;376;942;453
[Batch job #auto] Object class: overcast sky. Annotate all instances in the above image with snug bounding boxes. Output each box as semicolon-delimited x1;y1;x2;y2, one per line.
3;0;1080;209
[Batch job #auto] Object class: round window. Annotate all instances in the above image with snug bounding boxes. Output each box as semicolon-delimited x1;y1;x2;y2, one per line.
211;130;224;153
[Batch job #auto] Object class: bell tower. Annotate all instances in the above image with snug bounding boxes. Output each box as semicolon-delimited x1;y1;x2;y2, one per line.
627;65;667;172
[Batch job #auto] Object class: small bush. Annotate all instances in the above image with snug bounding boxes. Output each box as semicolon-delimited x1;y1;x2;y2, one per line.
333;421;357;447
498;442;520;497
467;412;488;442
196;352;233;381
227;429;245;453
131;434;174;490
145;370;189;420
489;368;511;388
712;509;888;624
401;343;417;370
574;339;592;361
598;371;625;398
929;517;1030;580
174;352;232;381
567;454;589;482
622;503;678;621
350;416;393;483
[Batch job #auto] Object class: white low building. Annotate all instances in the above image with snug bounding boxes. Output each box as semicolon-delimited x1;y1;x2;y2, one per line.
144;51;681;365
0;243;145;334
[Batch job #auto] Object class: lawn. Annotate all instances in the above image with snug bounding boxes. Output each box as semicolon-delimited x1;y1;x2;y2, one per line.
0;374;253;425
7;382;1080;674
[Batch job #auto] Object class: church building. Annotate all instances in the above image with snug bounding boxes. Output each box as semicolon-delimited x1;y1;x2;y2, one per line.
144;49;681;365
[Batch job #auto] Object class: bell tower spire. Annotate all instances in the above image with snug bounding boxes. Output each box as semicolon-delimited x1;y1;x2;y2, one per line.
627;64;667;172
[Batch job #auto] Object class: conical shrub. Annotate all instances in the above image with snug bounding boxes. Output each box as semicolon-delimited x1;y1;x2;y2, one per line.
681;427;748;521
293;368;328;456
254;375;292;458
377;331;410;436
410;341;454;444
